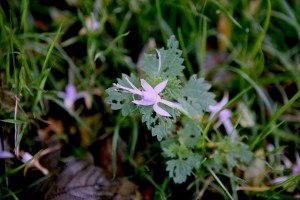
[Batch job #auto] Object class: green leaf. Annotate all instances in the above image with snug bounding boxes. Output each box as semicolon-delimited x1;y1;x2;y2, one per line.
1;119;29;124
121;103;136;116
105;73;140;116
212;137;253;169
32;23;63;111
139;104;179;140
140;106;158;129
166;154;201;184
146;76;183;100
180;75;216;118
178;117;201;148
151;117;173;141
143;35;185;78
238;145;253;164
226;152;238;168
163;143;191;159
210;150;223;172
105;87;130;110
163;77;183;100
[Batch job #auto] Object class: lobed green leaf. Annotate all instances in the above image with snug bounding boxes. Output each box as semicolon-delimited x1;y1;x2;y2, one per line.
166;154;201;184
143;36;184;78
181;75;216;118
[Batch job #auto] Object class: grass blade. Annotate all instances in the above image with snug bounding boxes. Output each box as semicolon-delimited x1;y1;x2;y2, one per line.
229;67;273;114
32;24;63;112
207;165;234;200
250;90;300;150
130;118;139;158
112;115;122;179
177;28;194;76
250;0;271;58
103;31;130;56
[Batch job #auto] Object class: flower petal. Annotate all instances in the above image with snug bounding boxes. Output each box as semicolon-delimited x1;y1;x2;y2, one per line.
65;98;75;109
0;151;14;159
57;91;66;98
153;103;171;117
113;83;141;95
160;99;181;109
154;80;168;93
218;110;232;123
218;92;229;107
132;99;154;106
65;84;77;100
125;76;140;91
76;91;92;109
209;93;229;113
141;79;155;93
223;120;238;139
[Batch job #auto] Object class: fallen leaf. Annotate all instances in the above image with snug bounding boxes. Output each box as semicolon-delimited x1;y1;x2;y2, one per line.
38;157;140;200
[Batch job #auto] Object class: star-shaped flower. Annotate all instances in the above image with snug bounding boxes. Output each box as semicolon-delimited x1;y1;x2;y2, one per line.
209;93;238;139
58;84;92;110
113;76;181;117
57;68;92;110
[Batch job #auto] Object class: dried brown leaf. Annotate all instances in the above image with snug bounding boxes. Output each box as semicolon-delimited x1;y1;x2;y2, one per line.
42;157;140;200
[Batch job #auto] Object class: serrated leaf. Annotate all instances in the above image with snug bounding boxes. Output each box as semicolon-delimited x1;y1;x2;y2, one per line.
166;154;201;184
162;144;177;158
151;117;173;141
140;106;158;129
227;140;253;167
143;36;184;78
163;78;183;100
212;137;253;169
163;143;191;159
105;74;140;116
143;54;159;76
121;103;136;116
236;143;253;164
166;159;192;184
181;75;216;118
105;87;130;110
238;145;253;164
210;150;223;172
226;152;238;168
178;117;201;148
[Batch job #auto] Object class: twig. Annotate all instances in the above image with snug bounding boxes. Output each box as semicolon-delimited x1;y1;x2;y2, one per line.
14;95;20;158
195;176;213;200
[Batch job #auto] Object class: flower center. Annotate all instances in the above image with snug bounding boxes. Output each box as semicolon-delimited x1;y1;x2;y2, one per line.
141;91;160;104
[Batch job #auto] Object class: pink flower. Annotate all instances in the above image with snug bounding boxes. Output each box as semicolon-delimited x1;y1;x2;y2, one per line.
58;84;92;110
113;76;181;117
209;93;238;139
79;16;101;35
57;68;92;110
0;151;14;159
21;151;49;176
293;153;300;176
